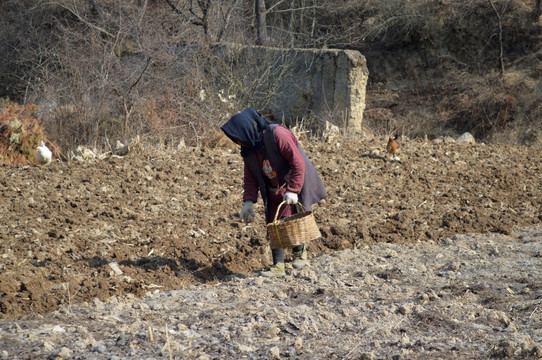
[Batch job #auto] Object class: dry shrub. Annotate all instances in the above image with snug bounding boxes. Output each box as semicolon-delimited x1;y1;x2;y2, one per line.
2;0;540;150
125;43;303;149
138;97;195;147
203;44;300;117
363;82;441;139
363;107;439;140
135;93;228;148
363;108;397;137
290;107;353;142
0;99;61;164
436;70;531;141
358;0;440;48
204;130;238;150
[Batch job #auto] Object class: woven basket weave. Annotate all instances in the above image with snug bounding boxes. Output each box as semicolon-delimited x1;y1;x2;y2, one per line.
267;201;321;249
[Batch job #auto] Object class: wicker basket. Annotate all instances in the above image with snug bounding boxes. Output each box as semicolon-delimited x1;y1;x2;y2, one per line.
267;201;321;249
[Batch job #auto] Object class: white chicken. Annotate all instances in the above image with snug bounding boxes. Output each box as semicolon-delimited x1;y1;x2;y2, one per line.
36;140;52;164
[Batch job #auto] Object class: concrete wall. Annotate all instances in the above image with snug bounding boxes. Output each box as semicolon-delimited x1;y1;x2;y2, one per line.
271;48;368;134
217;44;369;134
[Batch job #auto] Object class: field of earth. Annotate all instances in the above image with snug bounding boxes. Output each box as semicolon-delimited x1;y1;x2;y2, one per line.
0;134;541;358
1;134;541;320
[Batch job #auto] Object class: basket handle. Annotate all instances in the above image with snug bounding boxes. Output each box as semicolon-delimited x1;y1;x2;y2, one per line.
273;201;305;223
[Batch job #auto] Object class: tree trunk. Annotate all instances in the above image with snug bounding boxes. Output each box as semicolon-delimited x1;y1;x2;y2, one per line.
255;0;267;45
488;0;505;75
288;0;295;47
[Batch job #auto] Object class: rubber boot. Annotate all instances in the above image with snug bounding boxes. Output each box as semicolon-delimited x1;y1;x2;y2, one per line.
260;262;286;277
292;247;308;269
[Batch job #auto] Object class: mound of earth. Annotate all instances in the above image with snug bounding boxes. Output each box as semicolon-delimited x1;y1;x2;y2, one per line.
0;136;540;320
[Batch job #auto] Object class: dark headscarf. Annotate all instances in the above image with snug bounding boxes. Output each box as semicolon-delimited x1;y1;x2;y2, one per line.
221;108;273;157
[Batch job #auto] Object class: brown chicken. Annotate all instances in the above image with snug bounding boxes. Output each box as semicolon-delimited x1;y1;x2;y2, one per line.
386;134;401;161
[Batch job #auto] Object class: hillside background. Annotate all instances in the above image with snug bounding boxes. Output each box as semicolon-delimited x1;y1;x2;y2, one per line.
1;0;541;155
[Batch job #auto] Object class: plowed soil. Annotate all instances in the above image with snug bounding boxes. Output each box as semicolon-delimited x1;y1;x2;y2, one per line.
1;136;541;320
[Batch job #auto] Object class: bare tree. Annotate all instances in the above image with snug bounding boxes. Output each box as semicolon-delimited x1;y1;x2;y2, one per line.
255;0;268;45
263;0;328;48
488;0;506;75
162;0;242;42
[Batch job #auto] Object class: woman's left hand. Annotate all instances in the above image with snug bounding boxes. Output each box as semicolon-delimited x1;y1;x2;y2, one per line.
283;191;298;205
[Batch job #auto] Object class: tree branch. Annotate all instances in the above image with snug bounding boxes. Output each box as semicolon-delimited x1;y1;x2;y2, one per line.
162;0;205;27
216;0;242;42
47;1;115;38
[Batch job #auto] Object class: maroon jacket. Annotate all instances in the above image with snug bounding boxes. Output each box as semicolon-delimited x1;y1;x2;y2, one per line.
243;124;327;223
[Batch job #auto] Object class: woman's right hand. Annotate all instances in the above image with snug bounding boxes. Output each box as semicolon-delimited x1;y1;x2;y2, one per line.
270;186;287;202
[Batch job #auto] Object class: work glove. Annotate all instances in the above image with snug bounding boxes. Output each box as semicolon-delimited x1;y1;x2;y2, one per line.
283;191;298;205
240;201;255;224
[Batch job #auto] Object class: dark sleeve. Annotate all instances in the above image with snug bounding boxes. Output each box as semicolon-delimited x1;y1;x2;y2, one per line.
242;161;259;203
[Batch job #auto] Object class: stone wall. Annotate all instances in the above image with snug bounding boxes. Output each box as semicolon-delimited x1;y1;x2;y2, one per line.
216;44;369;134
